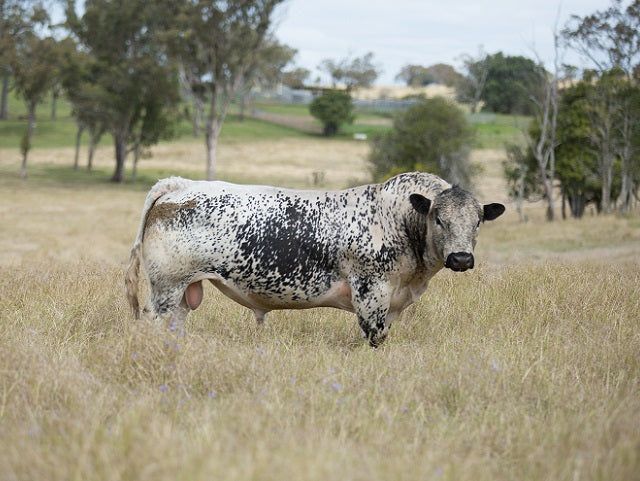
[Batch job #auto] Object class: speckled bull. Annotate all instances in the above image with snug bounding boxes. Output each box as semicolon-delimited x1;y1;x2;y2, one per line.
125;172;505;346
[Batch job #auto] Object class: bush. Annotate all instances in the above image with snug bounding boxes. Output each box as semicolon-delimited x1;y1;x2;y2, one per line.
309;90;355;136
368;97;475;186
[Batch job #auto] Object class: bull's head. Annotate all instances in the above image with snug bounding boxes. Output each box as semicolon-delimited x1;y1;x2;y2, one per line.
409;186;504;272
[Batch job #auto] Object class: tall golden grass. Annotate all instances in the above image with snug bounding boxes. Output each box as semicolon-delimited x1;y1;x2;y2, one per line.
1;143;639;480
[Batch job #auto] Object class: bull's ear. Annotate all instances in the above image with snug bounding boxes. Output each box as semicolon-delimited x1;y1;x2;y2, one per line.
483;203;505;221
409;194;431;216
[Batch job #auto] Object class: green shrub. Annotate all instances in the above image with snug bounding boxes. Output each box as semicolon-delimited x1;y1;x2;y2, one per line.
309;90;355;136
368;97;475;186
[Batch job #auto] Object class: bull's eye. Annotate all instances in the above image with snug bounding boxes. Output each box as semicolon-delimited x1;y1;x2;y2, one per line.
435;216;443;228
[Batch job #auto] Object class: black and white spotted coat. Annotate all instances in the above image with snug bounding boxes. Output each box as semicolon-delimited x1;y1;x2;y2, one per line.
125;172;504;346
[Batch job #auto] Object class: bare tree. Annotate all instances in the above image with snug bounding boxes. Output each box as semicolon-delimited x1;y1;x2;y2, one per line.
503;143;541;222
526;25;562;221
456;46;489;114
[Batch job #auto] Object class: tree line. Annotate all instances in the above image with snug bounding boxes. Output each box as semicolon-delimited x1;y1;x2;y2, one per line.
384;1;640;219
2;0;296;182
502;0;640;219
2;0;639;216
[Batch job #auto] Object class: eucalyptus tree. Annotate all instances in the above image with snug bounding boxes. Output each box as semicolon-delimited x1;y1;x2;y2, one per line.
11;33;60;179
59;44;108;171
0;0;48;119
319;52;380;91
172;0;285;181
238;36;297;120
65;0;180;182
564;0;640;212
455;46;489;114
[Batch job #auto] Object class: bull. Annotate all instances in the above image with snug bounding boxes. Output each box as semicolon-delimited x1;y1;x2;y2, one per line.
125;172;504;346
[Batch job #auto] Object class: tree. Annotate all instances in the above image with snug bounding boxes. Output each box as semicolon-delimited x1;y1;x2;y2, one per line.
563;0;640;78
174;0;284;180
425;63;462;87
65;0;180;183
281;66;310;89
129;55;180;181
238;36;297;120
309;89;354;136
319;52;380;91
481;52;542;115
502;143;542;222
368;97;475;186
582;69;626;213
0;0;48;120
455;46;489;113
554;81;602;218
614;76;640;212
564;0;640;212
59;43;108;171
395;64;433;87
525;28;561;221
11;32;59;179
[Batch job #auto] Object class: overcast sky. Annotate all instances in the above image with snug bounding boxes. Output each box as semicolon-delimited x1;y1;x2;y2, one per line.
273;0;615;85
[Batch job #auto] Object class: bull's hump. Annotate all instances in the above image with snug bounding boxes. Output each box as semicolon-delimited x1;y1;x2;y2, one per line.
382;172;450;197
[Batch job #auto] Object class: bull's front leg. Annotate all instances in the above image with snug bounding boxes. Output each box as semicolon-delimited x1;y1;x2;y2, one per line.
351;277;392;347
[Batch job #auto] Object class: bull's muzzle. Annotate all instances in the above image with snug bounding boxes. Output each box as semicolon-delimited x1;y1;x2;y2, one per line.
445;252;474;272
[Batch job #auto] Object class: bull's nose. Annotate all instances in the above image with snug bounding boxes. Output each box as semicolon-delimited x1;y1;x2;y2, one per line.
445;252;474;271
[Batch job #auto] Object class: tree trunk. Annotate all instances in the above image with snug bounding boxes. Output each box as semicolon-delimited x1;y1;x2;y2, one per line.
617;112;634;213
542;175;555;221
50;90;58;120
20;103;36;179
205;127;218;181
619;168;632;213
111;131;128;183
88;144;96;171
516;169;525;222
73;124;83;170
132;142;140;182
601;155;613;214
239;91;248;121
193;96;202;137
87;131;97;171
598;133;614;214
0;71;9;120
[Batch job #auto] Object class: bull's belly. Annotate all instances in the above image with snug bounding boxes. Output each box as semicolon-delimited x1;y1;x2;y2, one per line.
207;275;354;313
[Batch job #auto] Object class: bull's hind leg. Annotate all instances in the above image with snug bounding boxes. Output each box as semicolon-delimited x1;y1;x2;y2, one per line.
147;283;191;329
253;309;268;325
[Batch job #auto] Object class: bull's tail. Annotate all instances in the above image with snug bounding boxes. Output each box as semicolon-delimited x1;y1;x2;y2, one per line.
125;244;142;319
125;176;192;319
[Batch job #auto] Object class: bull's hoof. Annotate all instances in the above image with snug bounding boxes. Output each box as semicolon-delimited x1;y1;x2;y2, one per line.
368;334;387;348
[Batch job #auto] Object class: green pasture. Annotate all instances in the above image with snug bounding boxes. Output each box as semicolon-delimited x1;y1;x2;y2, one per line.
0;93;528;154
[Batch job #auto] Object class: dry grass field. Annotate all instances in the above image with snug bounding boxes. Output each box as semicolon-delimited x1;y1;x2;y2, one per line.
1;141;639;480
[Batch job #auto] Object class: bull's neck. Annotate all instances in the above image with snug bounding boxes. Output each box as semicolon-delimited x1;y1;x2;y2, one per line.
376;192;425;272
